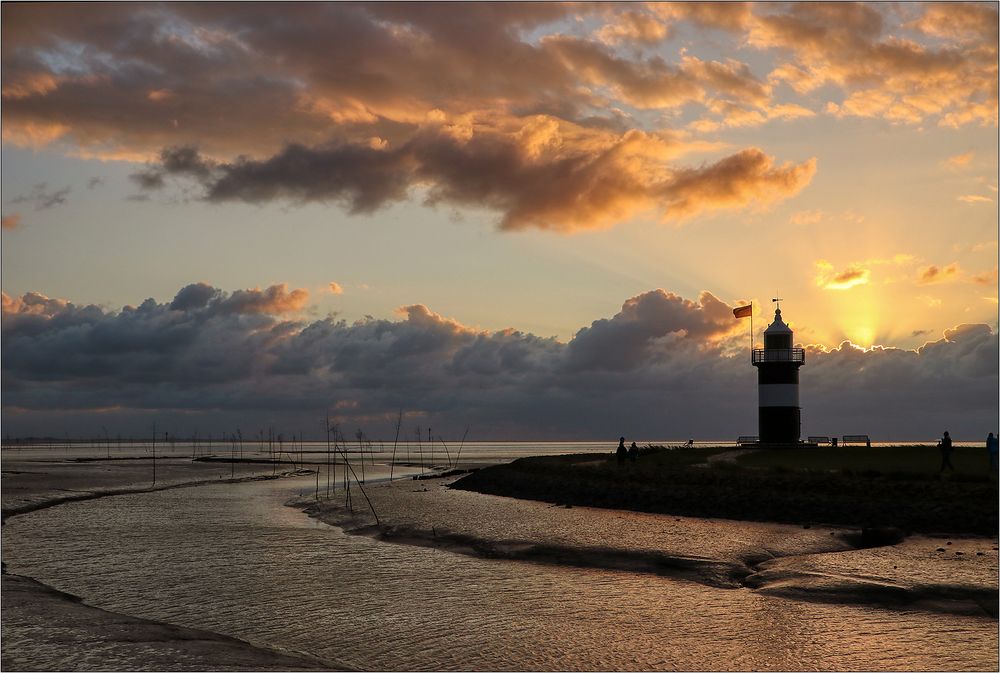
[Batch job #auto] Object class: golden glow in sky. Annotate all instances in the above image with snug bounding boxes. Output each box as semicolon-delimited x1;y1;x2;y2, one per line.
1;2;997;355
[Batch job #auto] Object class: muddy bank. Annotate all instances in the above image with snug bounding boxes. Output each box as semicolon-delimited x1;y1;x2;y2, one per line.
293;479;999;618
2;463;337;671
1;573;337;671
450;452;999;535
2;470;311;523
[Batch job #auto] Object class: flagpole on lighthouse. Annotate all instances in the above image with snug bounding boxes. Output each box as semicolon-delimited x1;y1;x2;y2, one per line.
732;302;754;358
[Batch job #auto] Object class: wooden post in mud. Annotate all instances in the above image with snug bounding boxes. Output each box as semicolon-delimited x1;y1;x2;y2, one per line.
454;426;470;468
356;429;366;484
438;435;452;468
416;426;424;475
151;422;157;485
325;416;332;498
390;411;402;483
340;448;379;526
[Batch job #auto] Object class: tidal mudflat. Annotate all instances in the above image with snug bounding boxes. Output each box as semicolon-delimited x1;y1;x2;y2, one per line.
2;445;998;671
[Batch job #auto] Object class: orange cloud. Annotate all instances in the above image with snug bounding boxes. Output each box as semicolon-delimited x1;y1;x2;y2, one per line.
957;194;993;204
661;149;817;220
944;151;974;169
595;11;668;45
2;213;21;230
789;209;825;225
1;290;70;317
328;282;344;295
140;125;814;232
814;260;871;290
971;267;999;285
147;89;173;102
394;304;480;336
755;3;998;128
650;2;753;33
909;2;999;44
1;71;59;99
224;284;310;314
917;263;961;285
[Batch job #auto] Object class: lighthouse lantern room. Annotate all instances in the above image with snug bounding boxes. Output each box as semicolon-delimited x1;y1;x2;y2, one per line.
751;302;805;444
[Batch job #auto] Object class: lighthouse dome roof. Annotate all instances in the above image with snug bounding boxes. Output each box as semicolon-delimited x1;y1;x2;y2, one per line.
764;307;793;334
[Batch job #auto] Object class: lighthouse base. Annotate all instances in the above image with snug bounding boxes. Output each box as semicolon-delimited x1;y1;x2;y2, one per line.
758;406;801;444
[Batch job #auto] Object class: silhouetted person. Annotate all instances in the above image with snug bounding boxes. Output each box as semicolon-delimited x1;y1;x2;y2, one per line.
987;432;998;471
616;437;627;465
628;441;638;462
938;431;954;474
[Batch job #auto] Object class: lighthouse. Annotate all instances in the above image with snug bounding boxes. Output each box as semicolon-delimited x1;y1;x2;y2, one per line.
751;302;805;444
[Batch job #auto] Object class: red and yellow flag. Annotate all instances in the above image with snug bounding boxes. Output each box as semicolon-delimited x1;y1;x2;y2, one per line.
733;305;752;319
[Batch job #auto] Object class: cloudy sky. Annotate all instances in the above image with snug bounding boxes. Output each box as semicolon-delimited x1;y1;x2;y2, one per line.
2;2;997;440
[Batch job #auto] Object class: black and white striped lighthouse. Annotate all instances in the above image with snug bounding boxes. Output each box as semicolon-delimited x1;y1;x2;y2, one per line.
751;302;805;444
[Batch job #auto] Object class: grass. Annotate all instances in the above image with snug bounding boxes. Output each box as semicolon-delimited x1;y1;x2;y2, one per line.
451;446;999;535
733;445;992;478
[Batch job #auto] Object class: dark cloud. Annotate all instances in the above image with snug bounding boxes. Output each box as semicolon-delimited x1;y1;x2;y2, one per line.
86;176;103;190
10;183;71;210
3;283;996;441
133;134;815;231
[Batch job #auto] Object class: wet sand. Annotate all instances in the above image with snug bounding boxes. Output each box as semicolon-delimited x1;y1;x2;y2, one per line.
3;448;997;670
296;476;999;618
2;451;344;671
2;573;332;672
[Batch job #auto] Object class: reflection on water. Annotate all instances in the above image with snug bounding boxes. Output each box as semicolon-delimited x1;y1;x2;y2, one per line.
3;474;996;671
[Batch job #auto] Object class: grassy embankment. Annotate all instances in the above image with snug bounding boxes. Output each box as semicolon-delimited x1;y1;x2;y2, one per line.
450;445;998;536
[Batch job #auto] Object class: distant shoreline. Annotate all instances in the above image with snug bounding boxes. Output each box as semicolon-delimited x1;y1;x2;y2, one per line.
450;446;999;536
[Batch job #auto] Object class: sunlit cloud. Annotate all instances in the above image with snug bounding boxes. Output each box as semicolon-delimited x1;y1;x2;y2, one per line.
755;2;998;128
328;282;344;295
944;150;974;169
594;10;669;45
970;267;999;286
789;209;825;225
971;239;998;252
814;260;871;290
129;133;815;232
917;263;961;285
957;194;994;204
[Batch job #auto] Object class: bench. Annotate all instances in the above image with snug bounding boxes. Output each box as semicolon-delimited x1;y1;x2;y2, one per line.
842;435;871;447
736;436;759;446
807;436;831;445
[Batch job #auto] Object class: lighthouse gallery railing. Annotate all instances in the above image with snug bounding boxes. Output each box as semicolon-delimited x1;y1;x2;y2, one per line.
752;348;805;364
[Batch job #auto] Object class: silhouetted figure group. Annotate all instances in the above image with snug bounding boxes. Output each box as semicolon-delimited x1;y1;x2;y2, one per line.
616;437;638;465
937;431;1000;475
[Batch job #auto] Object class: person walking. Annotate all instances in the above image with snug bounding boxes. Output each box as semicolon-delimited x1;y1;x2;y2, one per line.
987;432;998;471
628;441;638;463
938;431;954;474
616;437;627;465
